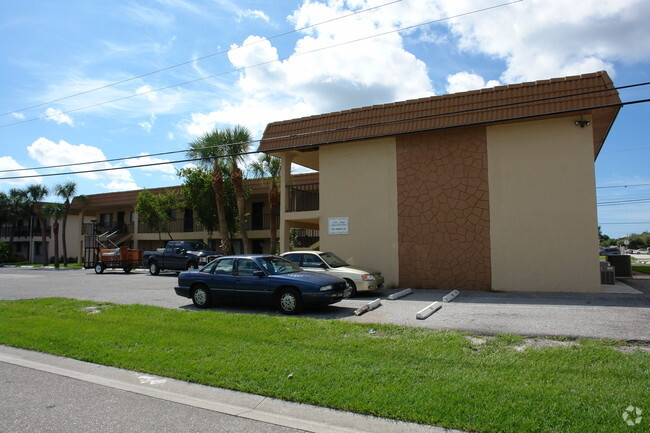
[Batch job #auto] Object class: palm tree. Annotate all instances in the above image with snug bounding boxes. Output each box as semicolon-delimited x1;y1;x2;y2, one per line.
43;203;66;268
186;126;252;254
250;154;281;254
55;181;77;265
6;189;30;254
222;126;253;254
187;130;233;254
26;184;50;265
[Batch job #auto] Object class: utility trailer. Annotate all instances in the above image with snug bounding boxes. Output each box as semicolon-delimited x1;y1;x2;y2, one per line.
84;234;143;274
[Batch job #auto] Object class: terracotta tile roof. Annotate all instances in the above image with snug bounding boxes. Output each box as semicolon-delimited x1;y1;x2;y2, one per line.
258;71;621;158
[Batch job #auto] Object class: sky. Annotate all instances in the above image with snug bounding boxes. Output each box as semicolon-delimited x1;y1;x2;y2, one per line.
1;0;649;239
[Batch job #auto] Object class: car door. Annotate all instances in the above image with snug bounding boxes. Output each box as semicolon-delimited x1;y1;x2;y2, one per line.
301;253;329;275
234;258;270;304
205;257;237;302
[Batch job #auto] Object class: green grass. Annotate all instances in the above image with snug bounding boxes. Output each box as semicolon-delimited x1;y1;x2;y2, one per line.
0;298;647;433
632;265;650;274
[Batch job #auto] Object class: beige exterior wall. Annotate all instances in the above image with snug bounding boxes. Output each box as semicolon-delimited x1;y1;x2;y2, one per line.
487;116;601;292
319;138;400;286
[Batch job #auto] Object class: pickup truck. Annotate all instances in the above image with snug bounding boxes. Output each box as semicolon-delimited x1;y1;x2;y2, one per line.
142;240;221;275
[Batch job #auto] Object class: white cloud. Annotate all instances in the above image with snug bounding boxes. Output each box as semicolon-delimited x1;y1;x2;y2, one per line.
184;0;435;137
0;156;42;187
446;72;500;94
438;0;650;83
139;113;157;133
44;107;74;126
126;153;177;175
239;9;270;22
26;137;139;191
11;112;25;120
167;132;175;140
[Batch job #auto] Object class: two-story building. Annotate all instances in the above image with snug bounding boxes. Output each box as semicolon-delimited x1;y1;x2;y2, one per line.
258;71;621;292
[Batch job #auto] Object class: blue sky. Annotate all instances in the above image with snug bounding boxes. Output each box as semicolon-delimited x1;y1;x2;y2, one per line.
1;0;649;238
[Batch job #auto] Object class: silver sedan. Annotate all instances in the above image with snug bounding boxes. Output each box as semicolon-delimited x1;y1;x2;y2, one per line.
280;251;384;296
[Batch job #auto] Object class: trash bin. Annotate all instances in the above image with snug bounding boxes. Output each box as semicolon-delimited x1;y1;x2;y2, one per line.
606;255;632;278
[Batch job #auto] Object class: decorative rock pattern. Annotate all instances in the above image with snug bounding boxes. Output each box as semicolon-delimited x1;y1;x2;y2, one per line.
396;127;491;290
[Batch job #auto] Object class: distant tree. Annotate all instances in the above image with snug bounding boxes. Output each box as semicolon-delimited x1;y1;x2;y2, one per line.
250;154;281;254
26;184;50;265
135;189;183;241
43;203;66;268
5;189;30;253
178;166;238;243
598;225;609;243
55;181;79;265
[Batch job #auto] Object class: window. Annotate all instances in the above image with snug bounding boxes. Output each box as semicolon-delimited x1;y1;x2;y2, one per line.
283;254;302;266
236;258;262;276
302;254;325;268
213;258;235;275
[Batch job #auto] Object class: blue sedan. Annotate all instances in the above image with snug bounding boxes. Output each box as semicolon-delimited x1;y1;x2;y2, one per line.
174;255;351;314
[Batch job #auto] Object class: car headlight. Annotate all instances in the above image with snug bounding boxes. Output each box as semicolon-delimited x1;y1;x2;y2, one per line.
198;257;208;263
361;274;375;281
320;285;333;291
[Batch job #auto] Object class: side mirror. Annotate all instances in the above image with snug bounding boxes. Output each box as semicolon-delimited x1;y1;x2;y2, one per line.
174;248;181;254
320;263;328;269
253;270;266;277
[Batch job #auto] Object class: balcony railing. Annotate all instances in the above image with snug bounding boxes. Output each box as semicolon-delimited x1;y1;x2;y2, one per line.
286;183;319;212
291;229;320;248
246;213;279;231
138;218;204;234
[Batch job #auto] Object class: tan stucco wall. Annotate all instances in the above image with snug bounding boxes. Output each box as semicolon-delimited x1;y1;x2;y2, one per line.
396;128;491;290
487;116;601;292
319;138;400;285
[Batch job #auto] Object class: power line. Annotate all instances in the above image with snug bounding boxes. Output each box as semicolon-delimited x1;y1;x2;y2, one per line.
597;183;650;189
0;0;524;129
0;0;405;118
3;79;646;175
2;96;649;181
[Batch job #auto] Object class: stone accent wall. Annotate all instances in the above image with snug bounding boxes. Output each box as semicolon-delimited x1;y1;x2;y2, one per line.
396;128;491;290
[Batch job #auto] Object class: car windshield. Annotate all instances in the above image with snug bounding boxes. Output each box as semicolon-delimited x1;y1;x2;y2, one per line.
319;252;349;268
184;241;210;251
258;256;303;274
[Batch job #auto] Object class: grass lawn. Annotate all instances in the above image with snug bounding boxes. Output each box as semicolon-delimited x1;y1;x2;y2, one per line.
632;265;650;274
0;298;647;433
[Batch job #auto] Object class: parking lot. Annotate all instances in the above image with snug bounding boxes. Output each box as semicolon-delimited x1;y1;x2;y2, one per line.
1;266;649;341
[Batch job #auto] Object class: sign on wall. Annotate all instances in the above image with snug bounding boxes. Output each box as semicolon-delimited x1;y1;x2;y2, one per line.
328;217;349;235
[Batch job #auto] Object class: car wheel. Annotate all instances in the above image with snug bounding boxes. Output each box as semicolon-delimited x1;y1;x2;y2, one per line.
94;262;104;274
149;261;160;276
123;266;132;274
278;287;303;315
192;285;211;308
345;279;357;297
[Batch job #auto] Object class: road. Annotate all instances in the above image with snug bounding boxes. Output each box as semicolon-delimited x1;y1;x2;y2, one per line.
0;266;648;341
0;361;305;433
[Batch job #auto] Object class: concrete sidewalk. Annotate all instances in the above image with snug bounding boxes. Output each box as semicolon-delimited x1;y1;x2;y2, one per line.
0;345;463;433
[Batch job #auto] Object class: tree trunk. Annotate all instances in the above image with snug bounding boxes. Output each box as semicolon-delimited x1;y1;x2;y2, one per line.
212;165;232;255
52;221;60;269
231;165;249;254
40;217;49;266
61;206;69;265
269;185;280;254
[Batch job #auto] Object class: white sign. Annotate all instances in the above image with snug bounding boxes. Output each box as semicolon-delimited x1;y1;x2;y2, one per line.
328;217;349;235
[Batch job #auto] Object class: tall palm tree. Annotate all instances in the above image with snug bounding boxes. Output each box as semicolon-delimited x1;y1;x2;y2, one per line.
55;181;77;265
222;126;253;254
250;154;281;254
26;184;50;265
187;130;233;254
43;203;66;268
186;126;252;254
